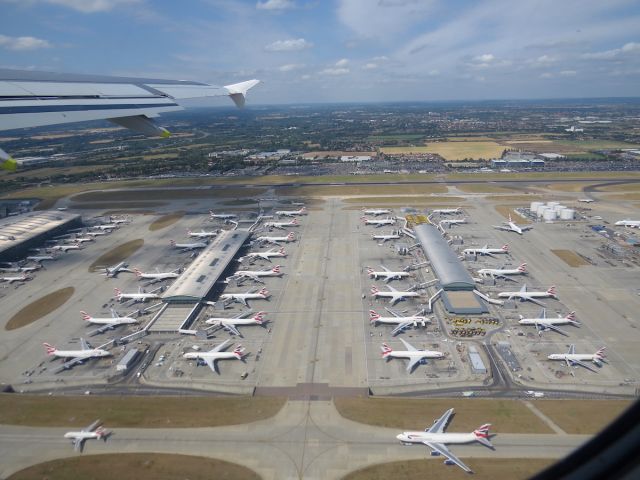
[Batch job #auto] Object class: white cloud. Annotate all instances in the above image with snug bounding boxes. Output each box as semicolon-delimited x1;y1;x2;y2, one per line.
582;41;640;60
256;0;294;10
265;38;313;51
363;62;378;69
559;69;577;76
320;67;350;75
44;0;139;13
335;58;349;67
540;72;553;78
0;34;51;50
473;53;494;62
279;63;305;71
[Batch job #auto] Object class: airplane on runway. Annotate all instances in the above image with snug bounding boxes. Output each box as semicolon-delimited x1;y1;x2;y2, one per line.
188;228;219;238
0;273;29;283
497;285;557;306
614;219;640;228
396;408;493;473
432;208;463;215
381;338;444;372
493;214;532;235
264;218;300;230
362;207;392;216
170;239;207;251
220;287;270;307
134;267;180;284
44;338;111;364
227;265;283;284
209;211;238;220
206;311;267;336
64;420;109;453
240;247;287;263
463;244;509;258
255;232;295;245
371;231;401;243
477;263;527;280
548;345;606;373
362;216;396;228
369;309;430;336
114;287;162;303
370;284;421;305
518;309;579;336
366;265;411;283
50;244;82;253
104;261;131;278
275;206;306;217
183;339;246;374
26;254;56;263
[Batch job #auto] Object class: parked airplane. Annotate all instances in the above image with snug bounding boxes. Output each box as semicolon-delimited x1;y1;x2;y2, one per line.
275;206;306;217
220;287;270;307
614;219;640;228
90;224;118;231
50;244;82;252
104;262;131;278
0;273;29;283
396;408;493;473
227;265;283;284
518;309;579;336
362;216;396;228
43;338;111;365
264;218;300;230
463;244;509;258
439;218;467;227
26;254;56;263
170;239;207;251
493;214;532;235
432;208;463;215
188;228;218;238
366;265;411;283
370;284;421;305
72;237;94;244
362;208;392;216
369;308;430;336
255;232;295;245
240;247;287;263
372;231;401;243
548;345;606;373
85;230;109;237
477;263;527;280
381;338;444;372
565;125;584;133
64;419;109;453
81;309;137;333
114;287;162;303
18;264;42;273
497;285;557;306
134;267;180;284
578;198;594;203
109;216;130;225
183;339;246;374
206;311;267;336
209;211;238;220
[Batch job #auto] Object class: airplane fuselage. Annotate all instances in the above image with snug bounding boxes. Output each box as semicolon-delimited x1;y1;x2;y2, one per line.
397;431;477;445
50;349;110;359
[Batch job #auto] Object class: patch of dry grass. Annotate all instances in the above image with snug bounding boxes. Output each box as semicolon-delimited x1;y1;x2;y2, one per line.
342;196;465;206
381;141;505;160
344;458;555;480
5;287;74;330
535;399;632;434
494;206;532;224
277;184;447;197
334;398;552;433
72;187;267;202
69;201;167;210
8;454;260;480
544;182;596;192
486;195;545;202
596;182;640;192
149;213;183;231
88;239;144;272
551;249;589;267
455;184;518;193
602;193;640;201
0;394;285;428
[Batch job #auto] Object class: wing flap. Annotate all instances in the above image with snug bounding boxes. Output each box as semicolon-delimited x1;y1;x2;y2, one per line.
423;441;472;473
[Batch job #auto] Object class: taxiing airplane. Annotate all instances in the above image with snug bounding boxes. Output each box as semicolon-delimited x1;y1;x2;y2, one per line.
64;419;109;453
114;287;162;303
183;339;246;374
255;232;295;245
381;338;444;372
497;285;557;307
50;244;82;253
615;219;640;228
206;311;267;336
220;287;270;307
264;218;300;230
0;273;29;283
104;261;131;278
362;208;392;216
240;247;287;263
463;244;509;258
366;265;411;283
188;228;219;238
548;345;606;373
362;216;396;228
372;231;401;243
134;267;180;284
44;338;111;365
275;206;306;217
369;308;430;336
493;214;532;235
432;208;463;215
477;263;527;280
370;284;421;306
518;309;579;336
396;408;493;473
170;239;207;251
227;265;283;284
81;309;138;328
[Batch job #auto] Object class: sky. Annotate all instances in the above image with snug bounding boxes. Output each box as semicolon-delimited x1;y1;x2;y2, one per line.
1;0;639;104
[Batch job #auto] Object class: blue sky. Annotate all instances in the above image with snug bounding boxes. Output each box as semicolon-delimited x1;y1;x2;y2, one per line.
1;0;639;104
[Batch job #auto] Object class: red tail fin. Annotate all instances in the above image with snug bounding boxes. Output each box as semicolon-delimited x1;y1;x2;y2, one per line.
80;311;92;321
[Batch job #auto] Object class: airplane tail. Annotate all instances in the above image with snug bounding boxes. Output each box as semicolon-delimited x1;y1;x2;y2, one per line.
502;244;509;252
95;426;107;439
259;288;270;297
292;218;299;225
233;345;246;359
254;312;265;325
278;247;286;255
133;268;143;279
370;285;380;295
113;288;122;299
547;286;557;297
369;310;380;324
80;311;92;322
170;240;176;247
517;263;527;273
287;232;295;241
366;266;375;276
272;265;281;274
595;347;607;361
473;424;493;448
565;311;580;325
380;343;393;357
43;343;56;355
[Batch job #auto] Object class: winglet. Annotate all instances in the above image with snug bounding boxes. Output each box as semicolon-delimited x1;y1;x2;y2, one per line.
224;79;260;108
0;148;17;171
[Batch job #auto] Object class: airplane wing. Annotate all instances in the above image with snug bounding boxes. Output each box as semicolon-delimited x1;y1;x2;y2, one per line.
423;441;472;473
527;297;547;307
80;338;90;350
384;307;401;318
84;419;102;432
399;337;418;351
380;265;391;272
568;344;576;355
204;357;219;374
386;285;398;293
543;323;569;336
223;324;241;336
406;356;423;372
391;321;412;336
493;225;509;231
210;339;232;353
427;408;454;434
567;358;598;373
73;437;84;453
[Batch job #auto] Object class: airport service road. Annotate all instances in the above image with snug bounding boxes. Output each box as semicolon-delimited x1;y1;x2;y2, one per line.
0;400;589;480
256;199;367;388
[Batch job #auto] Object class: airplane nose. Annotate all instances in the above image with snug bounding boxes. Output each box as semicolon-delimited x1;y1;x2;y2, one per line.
396;434;403;440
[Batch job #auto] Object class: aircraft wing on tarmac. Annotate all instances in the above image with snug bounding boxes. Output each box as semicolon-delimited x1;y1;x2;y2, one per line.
423;441;473;473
